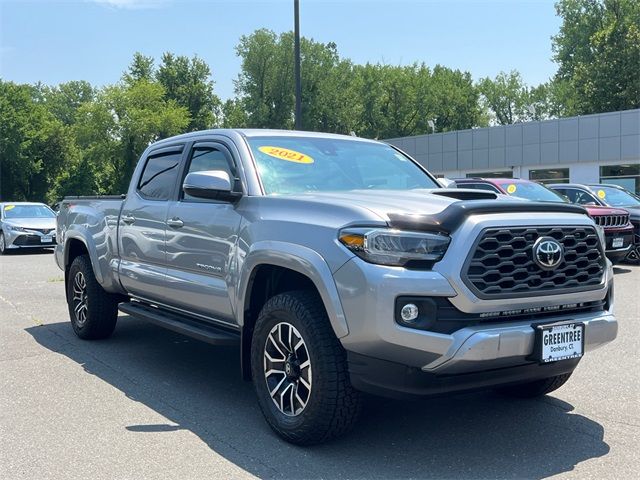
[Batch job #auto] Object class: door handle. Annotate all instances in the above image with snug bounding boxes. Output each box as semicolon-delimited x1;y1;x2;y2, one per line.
122;215;136;224
166;217;184;228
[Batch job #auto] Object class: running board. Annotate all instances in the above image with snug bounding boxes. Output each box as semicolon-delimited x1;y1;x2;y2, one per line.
119;302;240;346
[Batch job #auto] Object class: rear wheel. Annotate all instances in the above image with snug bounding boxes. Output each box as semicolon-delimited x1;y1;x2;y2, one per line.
495;372;573;398
251;290;362;445
66;255;119;339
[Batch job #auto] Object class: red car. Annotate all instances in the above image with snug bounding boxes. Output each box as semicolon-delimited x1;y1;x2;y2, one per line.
454;178;634;264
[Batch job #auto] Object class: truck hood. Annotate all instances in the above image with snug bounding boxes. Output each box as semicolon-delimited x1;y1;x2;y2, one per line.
283;189;500;219
246;188;588;234
585;205;630;216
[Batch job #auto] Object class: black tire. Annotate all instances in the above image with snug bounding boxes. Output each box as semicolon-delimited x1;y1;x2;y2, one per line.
251;290;362;445
495;372;573;398
0;232;7;255
66;254;119;340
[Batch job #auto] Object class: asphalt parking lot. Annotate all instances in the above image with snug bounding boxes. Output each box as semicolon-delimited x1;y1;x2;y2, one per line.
1;251;638;480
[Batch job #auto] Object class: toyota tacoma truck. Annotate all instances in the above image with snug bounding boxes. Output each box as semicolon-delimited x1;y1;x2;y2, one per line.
56;129;617;445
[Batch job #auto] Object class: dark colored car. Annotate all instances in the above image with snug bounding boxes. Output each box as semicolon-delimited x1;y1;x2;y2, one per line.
454;178;634;264
548;183;640;264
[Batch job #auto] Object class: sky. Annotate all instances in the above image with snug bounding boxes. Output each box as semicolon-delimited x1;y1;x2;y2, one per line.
0;0;562;100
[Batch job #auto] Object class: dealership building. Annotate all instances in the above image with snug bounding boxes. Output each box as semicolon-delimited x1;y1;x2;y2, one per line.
386;108;640;194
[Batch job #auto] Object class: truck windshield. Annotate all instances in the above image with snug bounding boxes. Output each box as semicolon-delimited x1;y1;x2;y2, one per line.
3;204;55;219
246;136;439;195
496;181;567;203
591;186;640;207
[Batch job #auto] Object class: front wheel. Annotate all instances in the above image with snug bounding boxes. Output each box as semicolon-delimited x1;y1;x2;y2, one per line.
495;372;573;398
251;291;362;445
0;232;7;255
66;254;119;339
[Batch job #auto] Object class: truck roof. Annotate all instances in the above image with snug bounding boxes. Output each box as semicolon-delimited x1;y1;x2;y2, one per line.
151;128;381;149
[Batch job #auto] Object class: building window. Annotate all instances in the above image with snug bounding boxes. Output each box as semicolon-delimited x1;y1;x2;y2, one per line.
465;170;513;179
600;164;640;194
529;168;570;185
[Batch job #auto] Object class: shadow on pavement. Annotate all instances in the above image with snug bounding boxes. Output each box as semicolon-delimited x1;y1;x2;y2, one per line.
613;266;633;275
27;317;610;479
2;248;54;256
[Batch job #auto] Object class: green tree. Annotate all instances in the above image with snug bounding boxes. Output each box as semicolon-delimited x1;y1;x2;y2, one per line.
220;98;248;128
74;80;190;194
552;0;640;114
38;80;95;126
156;53;222;130
0;80;76;202
123;52;155;85
478;71;554;124
353;63;484;138
234;29;295;129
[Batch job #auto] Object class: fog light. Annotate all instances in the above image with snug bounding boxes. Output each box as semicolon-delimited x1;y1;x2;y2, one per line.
400;303;419;323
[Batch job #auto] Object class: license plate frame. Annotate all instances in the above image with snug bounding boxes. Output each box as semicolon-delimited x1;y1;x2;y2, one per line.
532;322;585;364
612;237;624;248
40;235;53;243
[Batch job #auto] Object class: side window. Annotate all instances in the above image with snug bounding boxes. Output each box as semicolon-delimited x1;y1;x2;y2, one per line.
474;183;501;193
553;188;569;200
137;151;182;200
459;183;500;193
183;146;235;201
571;189;598;205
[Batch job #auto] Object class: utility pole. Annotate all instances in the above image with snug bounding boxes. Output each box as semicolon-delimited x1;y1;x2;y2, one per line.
294;0;302;130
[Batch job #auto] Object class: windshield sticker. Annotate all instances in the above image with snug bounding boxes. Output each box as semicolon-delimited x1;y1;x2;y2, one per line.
506;184;517;194
258;146;314;164
4;205;15;211
597;189;606;199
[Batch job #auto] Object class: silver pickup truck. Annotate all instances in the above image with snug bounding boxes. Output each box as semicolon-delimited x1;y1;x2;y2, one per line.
56;129;617;445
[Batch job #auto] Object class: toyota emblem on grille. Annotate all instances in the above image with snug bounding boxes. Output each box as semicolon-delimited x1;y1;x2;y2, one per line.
533;237;564;270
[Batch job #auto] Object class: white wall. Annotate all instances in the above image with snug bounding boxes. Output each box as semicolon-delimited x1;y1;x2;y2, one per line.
436;161;632;184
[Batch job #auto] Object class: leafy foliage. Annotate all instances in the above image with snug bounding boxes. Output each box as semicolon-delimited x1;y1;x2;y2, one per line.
552;0;640;114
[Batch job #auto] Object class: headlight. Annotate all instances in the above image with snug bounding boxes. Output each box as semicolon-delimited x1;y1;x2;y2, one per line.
6;225;26;232
339;228;450;267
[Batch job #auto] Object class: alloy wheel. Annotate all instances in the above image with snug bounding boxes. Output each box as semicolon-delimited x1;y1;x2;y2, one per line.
72;271;88;326
263;322;312;416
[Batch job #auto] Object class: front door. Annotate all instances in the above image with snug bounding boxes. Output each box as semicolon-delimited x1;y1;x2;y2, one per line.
118;145;184;303
164;141;243;324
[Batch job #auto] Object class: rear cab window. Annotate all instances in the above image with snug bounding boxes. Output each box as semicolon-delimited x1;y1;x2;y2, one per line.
137;150;183;200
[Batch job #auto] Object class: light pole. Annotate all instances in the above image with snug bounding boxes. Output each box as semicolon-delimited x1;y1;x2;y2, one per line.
294;0;302;130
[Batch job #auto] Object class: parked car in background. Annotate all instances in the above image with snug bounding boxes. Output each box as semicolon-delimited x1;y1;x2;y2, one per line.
548;184;640;264
0;202;57;254
453;178;634;264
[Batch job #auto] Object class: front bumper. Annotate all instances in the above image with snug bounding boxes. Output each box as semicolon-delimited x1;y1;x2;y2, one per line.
334;260;616;398
604;227;634;263
334;256;616;370
2;229;57;249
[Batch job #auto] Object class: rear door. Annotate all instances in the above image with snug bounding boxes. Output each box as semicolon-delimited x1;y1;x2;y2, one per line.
163;140;244;324
118;145;185;303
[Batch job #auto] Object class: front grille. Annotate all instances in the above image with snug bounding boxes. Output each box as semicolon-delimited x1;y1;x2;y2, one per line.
463;226;605;299
13;235;56;246
25;228;55;235
593;214;629;227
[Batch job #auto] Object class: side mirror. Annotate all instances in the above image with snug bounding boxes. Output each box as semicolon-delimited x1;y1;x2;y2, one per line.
182;170;241;201
584;201;597;206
